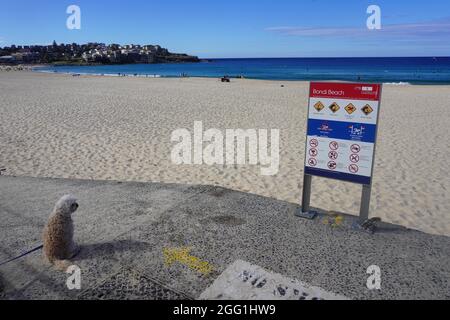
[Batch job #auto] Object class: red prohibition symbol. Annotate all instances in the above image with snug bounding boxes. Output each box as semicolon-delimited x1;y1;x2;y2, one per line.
309;148;318;157
349;164;359;174
310;139;319;148
328;161;337;170
350;154;360;163
351;144;361;154
308;158;318;167
329;141;339;151
329;151;338;160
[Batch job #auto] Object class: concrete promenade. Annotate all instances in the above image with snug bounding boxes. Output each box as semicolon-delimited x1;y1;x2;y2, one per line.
0;176;448;300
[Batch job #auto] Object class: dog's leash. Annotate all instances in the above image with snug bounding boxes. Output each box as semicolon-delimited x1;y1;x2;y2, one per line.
0;245;43;267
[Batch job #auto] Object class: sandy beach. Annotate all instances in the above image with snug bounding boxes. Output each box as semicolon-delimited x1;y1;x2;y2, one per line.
0;71;449;236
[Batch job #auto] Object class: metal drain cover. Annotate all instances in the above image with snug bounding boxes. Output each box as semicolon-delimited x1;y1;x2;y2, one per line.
200;260;348;300
79;268;190;300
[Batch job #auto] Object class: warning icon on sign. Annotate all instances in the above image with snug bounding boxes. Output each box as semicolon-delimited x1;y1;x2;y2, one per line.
349;164;359;174
309;148;318;157
362;104;374;116
329;102;340;113
314;102;325;112
350;154;360;163
329;151;338;160
351;144;361;154
328;161;337;170
345;103;357;115
308;158;318;167
310;139;319;148
329;141;339;151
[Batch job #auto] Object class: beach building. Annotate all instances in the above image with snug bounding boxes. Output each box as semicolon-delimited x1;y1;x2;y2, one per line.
0;55;16;64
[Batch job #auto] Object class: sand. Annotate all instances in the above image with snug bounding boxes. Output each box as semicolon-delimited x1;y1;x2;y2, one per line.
0;72;449;236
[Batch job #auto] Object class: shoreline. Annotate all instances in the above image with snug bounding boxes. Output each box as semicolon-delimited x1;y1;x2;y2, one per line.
24;69;449;85
1;61;447;85
27;60;450;85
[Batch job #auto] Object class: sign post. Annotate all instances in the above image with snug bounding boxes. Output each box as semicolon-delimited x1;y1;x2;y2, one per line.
296;82;382;224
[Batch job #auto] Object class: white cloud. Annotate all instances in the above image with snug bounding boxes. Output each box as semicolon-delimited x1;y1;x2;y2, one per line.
266;17;450;39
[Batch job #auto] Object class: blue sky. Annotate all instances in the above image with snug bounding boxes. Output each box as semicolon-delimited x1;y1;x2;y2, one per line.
1;0;449;58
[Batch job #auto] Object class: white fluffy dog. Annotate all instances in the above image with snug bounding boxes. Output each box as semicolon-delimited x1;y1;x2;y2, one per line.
43;195;80;270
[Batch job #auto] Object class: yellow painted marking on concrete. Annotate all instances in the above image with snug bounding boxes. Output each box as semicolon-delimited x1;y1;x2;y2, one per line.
333;215;344;227
163;247;214;276
322;214;344;228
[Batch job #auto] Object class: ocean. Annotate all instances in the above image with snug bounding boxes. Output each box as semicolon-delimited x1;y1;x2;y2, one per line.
35;57;450;84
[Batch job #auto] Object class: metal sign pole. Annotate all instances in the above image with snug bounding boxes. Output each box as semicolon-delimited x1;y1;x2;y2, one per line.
296;82;317;220
359;184;372;223
357;84;383;226
296;174;317;219
302;174;312;213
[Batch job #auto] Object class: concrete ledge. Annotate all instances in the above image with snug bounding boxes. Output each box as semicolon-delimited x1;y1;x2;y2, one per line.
0;176;449;300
